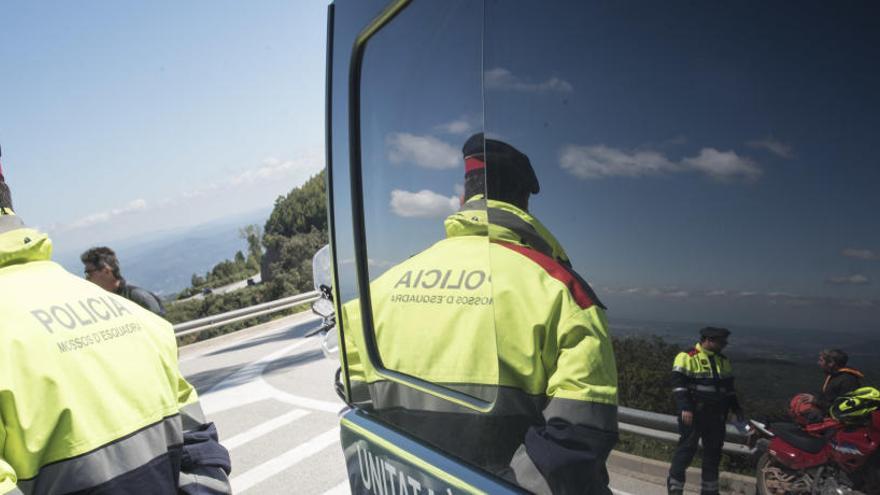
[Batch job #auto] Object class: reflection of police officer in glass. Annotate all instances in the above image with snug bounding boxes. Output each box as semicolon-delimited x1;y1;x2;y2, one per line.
668;327;743;495
342;133;619;494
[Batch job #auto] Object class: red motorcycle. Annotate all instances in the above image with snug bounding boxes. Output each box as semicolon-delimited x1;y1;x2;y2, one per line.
750;411;880;494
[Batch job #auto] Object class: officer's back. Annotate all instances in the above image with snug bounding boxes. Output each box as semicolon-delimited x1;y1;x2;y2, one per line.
0;185;220;493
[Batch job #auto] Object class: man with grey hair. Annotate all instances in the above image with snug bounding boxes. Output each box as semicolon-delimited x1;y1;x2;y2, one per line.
81;245;166;316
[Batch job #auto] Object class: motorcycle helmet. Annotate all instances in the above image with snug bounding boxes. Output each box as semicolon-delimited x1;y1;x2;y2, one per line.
789;393;822;425
830;386;880;424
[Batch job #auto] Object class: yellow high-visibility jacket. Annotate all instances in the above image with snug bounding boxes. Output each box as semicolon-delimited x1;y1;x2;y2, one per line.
341;199;618;495
671;342;740;414
0;216;227;494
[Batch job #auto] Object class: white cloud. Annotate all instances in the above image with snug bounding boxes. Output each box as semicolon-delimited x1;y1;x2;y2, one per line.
435;119;473;135
747;138;794;159
63;198;148;230
560;145;679;179
826;274;870;286
390;189;458;218
843;248;880;261
606;283;879;310
386;133;459;170
560;145;762;182
228;157;312;185
485;67;573;93
55;152;324;234
681;148;762;181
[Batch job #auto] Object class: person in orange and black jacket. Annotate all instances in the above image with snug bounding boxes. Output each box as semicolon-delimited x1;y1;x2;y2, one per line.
816;348;863;413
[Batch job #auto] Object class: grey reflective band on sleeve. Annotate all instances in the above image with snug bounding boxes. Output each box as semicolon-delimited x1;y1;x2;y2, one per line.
179;470;232;495
542;397;618;432
180;401;207;430
16;415;183;495
694;384;717;392
672;387;689;393
509;444;552;495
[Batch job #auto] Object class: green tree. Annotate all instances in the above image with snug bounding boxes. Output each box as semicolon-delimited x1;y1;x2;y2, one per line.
261;170;327;295
239;224;263;264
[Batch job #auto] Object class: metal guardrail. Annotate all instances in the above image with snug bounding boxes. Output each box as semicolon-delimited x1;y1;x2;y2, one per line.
171;293;754;455
172;290;320;338
619;406;753;456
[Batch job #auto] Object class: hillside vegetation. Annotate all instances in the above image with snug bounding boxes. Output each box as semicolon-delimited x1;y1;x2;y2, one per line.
166;170;327;344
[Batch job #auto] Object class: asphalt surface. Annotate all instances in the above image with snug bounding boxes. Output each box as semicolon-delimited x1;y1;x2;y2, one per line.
178;311;665;495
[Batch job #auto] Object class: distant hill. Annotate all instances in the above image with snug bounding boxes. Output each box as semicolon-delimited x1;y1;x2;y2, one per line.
54;208;270;296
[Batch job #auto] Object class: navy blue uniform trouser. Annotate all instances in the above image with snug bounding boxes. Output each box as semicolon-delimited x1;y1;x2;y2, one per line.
667;406;725;494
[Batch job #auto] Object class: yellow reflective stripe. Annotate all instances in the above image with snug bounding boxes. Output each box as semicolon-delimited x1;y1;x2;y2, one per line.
16;416;182;494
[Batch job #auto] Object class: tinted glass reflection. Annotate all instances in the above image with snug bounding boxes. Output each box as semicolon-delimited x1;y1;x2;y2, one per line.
483;1;879;363
342;0;505;466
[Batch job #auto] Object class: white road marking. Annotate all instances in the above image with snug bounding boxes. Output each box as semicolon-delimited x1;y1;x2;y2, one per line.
231;427;342;493
222;408;311;450
611;489;636;495
322;481;351;495
198;336;343;415
199;338;310;414
273;390;344;413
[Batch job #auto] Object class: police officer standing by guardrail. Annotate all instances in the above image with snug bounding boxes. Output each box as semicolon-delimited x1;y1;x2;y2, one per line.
667;327;743;495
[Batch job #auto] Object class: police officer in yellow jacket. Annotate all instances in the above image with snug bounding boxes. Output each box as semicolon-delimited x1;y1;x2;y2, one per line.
342;133;619;494
0;174;231;494
667;327;742;495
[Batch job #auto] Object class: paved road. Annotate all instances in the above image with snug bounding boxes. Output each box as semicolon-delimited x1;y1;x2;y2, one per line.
175;273;262;303
178;312;665;494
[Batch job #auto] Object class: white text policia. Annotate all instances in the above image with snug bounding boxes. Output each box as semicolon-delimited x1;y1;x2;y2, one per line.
393;269;489;291
30;296;134;334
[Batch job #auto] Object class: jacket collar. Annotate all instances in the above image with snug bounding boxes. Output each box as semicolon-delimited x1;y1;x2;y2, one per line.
832;367;864;379
695;342;717;357
444;197;570;265
0;214;53;268
0;227;53;268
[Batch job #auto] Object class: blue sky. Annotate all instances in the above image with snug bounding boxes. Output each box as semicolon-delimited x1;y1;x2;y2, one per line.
0;1;327;256
331;1;880;333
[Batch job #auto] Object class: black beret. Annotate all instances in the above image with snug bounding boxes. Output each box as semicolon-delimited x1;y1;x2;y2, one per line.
462;133;540;194
700;326;731;339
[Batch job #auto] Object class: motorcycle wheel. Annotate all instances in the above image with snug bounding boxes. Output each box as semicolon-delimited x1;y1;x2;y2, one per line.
756;453;805;495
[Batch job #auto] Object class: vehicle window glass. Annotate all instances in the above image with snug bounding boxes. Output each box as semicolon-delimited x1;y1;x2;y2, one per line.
330;0;391;305
344;0;507;465
483;0;880;392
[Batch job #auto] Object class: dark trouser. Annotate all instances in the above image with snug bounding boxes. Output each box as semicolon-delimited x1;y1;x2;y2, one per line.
667;406;726;495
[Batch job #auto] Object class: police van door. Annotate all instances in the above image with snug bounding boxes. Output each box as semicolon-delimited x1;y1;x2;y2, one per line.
327;0;525;493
